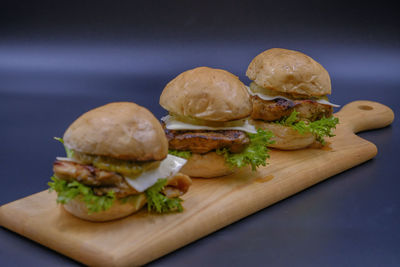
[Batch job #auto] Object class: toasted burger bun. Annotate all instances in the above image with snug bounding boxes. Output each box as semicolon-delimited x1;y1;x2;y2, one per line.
246;48;331;97
180;152;234;178
160;67;252;122
251;120;315;150
63;102;168;161
63;194;147;222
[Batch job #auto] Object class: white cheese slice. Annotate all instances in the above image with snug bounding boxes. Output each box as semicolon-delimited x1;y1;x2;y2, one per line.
246;86;340;107
161;115;257;134
124;154;187;192
313;98;340;107
56;157;80;163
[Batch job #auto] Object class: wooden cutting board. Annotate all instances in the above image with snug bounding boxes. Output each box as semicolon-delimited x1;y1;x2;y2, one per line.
0;100;394;266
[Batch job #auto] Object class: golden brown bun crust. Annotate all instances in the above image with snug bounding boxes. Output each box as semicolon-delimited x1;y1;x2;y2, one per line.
251;120;315;150
180;151;235;178
246;48;331;96
63;102;168;161
160;67;252;122
63;194;147;222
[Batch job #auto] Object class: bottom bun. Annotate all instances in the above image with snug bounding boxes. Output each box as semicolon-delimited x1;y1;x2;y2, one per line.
251;120;315;150
63;194;147;222
180;152;234;178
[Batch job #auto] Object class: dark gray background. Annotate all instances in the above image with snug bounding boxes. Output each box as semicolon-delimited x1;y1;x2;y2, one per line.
1;1;399;266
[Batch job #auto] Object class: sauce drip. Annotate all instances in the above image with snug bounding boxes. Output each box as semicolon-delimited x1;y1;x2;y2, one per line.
254;175;274;183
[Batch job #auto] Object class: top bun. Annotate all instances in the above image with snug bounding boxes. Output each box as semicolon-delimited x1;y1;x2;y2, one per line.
160;67;252;121
246;48;331;96
63;102;168;161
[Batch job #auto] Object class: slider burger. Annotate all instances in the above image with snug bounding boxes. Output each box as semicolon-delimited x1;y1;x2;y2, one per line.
49;102;192;221
159;67;274;178
246;48;339;150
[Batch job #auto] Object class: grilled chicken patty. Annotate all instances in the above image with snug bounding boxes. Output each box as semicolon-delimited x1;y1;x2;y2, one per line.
53;160;191;198
165;128;250;154
251;96;333;122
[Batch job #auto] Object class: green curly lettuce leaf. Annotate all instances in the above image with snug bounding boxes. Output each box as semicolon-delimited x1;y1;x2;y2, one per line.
276;110;339;145
54;137;74;158
278;109;299;125
145;178;183;213
216;129;274;171
168;149;192;159
48;176;115;214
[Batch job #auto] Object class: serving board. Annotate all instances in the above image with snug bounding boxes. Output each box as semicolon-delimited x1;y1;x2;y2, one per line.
0;100;394;266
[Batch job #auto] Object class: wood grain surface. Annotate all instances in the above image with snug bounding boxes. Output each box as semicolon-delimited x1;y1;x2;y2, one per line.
0;100;394;266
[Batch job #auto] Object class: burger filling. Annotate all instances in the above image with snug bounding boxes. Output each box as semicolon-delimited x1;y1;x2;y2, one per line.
49;138;192;214
165;128;250;154
162;115;274;171
248;82;339;144
251;97;333;122
53;160;190;198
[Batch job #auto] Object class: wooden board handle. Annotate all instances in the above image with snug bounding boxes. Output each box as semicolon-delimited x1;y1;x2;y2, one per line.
335;100;394;133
